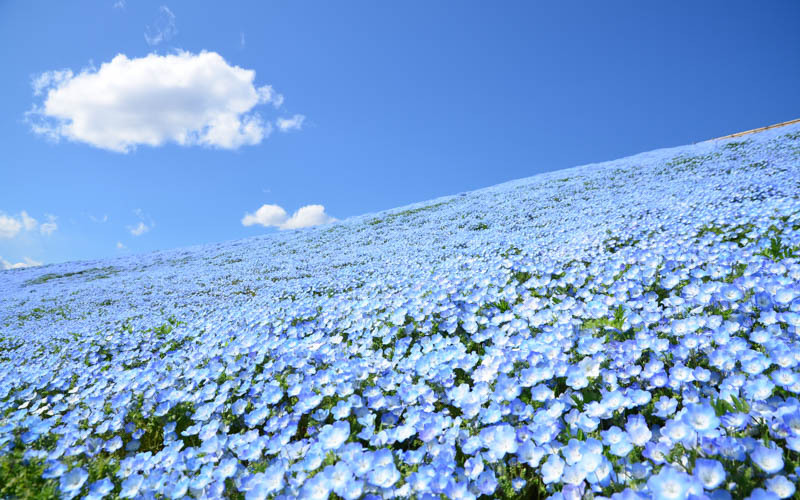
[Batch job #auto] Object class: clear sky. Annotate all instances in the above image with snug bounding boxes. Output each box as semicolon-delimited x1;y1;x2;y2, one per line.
1;1;799;268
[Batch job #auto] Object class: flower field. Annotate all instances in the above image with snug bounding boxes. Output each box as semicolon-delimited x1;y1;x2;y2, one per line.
2;124;800;499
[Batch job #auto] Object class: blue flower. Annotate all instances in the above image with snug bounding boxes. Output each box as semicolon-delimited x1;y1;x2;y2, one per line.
751;444;784;474
59;467;88;499
540;454;564;484
693;458;725;489
120;473;144;498
475;469;498;496
318;420;350;450
765;475;795;499
368;462;400;488
683;403;720;435
646;466;693;500
625;414;652;446
746;488;780;500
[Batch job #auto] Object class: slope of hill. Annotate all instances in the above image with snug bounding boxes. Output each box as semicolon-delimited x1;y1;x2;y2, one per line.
1;123;800;499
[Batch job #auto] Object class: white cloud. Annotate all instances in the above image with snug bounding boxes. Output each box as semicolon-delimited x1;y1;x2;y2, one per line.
1;256;42;270
116;241;126;249
89;214;109;223
113;0;126;9
28;51;289;152
242;203;336;230
20;211;38;231
0;215;22;239
242;204;287;227
32;70;73;97
40;215;58;236
128;209;154;236
282;205;337;229
129;221;150;236
276;114;305;132
0;211;56;238
144;6;177;46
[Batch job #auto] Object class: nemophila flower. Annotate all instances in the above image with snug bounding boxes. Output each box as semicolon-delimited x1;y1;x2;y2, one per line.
765;475;795;499
744;375;776;400
167;476;190;499
42;460;67;479
720;411;751;431
647;466;693;500
540;454;565;484
214;457;239;480
300;473;330;500
693;458;725;490
318;420;350;450
714;436;747;461
643;441;671;465
684;403;720;435
59;467;88;498
562;439;583;465
85;477;115;500
246;463;285;499
751;444;784;474
601;426;633;457
662;418;697;448
653;396;679;419
625;414;652;446
120;472;144;498
485;423;518;458
747;489;781;500
771;368;797;388
445;480;476;500
754;291;773;310
368;462;400;488
569;402;598;427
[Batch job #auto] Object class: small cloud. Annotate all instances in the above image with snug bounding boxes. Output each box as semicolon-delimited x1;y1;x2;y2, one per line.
0;215;22;239
242;204;288;227
89;214;109;223
144;5;177;46
128;209;154;236
113;0;126;9
242;203;336;230
20;211;38;231
276;114;305;132
28;51;291;152
129;221;150;236
1;256;42;270
240;32;246;49
116;241;126;249
40;215;58;236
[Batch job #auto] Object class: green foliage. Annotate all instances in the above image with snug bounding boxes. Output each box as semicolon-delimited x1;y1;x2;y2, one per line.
722;140;750;151
581;304;625;332
25;266;117;286
603;234;639;254
665;152;721;173
127;400;198;453
756;235;798;262
511;270;532;285
16;306;69;324
712;395;750;417
0;442;59;500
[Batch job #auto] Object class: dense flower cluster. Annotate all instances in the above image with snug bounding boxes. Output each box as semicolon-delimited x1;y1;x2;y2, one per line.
1;125;800;499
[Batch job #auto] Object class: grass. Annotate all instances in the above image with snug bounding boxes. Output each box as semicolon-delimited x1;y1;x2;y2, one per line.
0;442;59;500
24;266;117;286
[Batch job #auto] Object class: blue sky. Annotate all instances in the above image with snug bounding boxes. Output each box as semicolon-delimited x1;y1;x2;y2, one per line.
1;1;799;268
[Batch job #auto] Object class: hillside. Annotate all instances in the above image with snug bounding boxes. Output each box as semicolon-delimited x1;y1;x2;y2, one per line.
1;123;800;499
